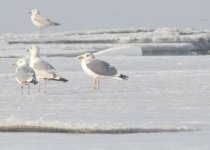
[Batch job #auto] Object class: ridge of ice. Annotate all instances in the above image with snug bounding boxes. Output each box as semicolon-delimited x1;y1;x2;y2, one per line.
94;46;142;56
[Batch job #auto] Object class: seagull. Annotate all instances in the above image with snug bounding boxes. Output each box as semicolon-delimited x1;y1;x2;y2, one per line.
78;53;129;90
29;9;60;33
13;58;38;95
27;45;68;93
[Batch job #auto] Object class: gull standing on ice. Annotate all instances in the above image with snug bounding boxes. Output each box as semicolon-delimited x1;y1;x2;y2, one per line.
78;53;129;90
13;58;38;95
27;45;68;93
29;9;60;33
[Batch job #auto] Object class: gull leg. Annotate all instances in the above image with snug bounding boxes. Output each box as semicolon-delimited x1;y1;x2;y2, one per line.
27;85;30;95
38;82;41;93
97;79;100;89
44;80;47;94
93;79;97;90
21;86;23;95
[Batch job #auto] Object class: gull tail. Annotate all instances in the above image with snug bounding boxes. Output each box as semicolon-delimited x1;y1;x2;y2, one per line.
30;80;39;85
51;77;68;82
58;77;68;82
114;74;129;80
51;22;60;26
48;77;68;82
119;74;129;80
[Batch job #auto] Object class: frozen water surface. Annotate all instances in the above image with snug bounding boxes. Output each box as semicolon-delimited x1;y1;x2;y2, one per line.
1;28;210;57
0;28;210;149
0;55;210;149
0;131;210;150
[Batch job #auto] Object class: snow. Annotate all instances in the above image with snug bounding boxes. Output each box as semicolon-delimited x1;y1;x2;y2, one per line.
0;131;210;150
0;28;210;149
152;28;181;42
0;55;210;149
1;28;210;58
94;46;142;56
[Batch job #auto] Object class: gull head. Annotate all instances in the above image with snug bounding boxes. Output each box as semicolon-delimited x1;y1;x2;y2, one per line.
13;58;29;67
30;9;40;15
27;45;40;57
78;53;95;61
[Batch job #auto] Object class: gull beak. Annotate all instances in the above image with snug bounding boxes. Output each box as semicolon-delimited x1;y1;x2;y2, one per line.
77;55;84;60
12;63;16;66
29;11;32;14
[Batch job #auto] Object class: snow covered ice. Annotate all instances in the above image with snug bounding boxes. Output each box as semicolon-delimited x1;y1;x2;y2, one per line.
0;28;210;149
1;27;210;58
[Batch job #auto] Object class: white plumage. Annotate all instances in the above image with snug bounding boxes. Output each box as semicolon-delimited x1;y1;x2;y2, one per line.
13;58;38;95
27;45;68;93
29;9;60;33
78;53;128;90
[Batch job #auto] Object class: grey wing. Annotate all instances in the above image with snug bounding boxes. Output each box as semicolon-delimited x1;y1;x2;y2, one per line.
86;59;117;76
34;15;52;25
33;60;57;79
28;67;37;81
16;67;36;82
33;60;55;71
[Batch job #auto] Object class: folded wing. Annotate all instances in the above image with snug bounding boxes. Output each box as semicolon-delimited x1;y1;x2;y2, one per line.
86;59;117;76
